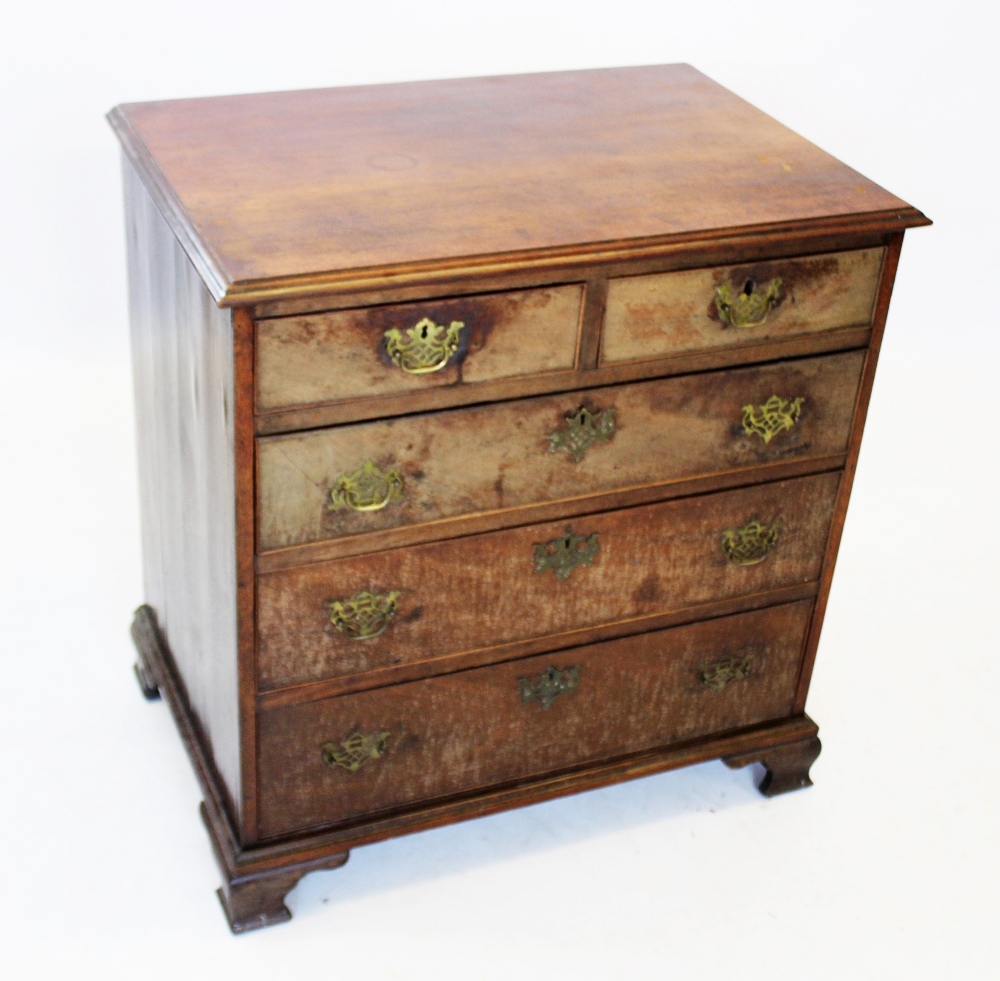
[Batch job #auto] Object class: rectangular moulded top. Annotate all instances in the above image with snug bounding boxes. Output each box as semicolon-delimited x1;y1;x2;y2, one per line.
108;64;928;305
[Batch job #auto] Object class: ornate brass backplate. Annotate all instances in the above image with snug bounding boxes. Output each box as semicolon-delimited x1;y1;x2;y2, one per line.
384;317;464;374
715;277;782;328
534;526;600;580
326;589;402;640
547;405;617;462
519;665;581;709
697;651;759;692
721;520;780;566
328;458;405;512
742;395;804;444
321;731;391;772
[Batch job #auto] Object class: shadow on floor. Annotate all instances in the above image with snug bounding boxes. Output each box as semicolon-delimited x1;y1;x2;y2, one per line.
287;756;768;917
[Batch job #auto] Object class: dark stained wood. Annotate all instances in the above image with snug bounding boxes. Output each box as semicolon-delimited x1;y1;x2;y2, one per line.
793;235;904;712
131;606;241;852
255;326;871;436
232;308;259;842
258;582;820;708
135;596;819;873
257;456;847;573
124;162;242;822
257;601;814;838
251;226;891;320
108;65;928;306
251;228;894;321
115;65;927;929
258;350;864;555
257;285;583;412
210;821;348;934
724;733;822;795
577;277;608;370
257;472;840;692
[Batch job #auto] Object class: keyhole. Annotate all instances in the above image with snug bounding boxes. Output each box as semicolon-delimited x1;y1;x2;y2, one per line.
743;279;755;296
421;324;429;338
565;535;572;547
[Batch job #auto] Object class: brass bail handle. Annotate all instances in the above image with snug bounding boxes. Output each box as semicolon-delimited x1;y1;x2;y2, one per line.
715;277;782;328
384;317;465;374
328;459;404;513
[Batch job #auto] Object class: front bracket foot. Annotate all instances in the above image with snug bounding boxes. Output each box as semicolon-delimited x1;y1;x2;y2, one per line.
724;732;822;797
216;851;351;934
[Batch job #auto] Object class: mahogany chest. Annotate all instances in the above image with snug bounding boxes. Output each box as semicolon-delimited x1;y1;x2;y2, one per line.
109;64;929;932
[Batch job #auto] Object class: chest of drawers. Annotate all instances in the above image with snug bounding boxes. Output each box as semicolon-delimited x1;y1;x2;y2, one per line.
110;64;928;932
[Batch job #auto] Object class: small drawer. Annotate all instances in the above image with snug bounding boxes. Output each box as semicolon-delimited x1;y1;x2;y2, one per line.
256;471;839;691
256;284;585;412
258;350;863;553
257;600;813;838
601;247;884;365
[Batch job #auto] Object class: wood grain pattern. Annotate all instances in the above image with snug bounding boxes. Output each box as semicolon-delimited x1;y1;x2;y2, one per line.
257;350;864;554
601;247;883;365
124;158;242;820
793;234;903;712
257;472;840;691
232;308;259;841
257;582;820;707
257;600;814;838
137;599;818;873
250;228;892;321
108;65;927;305
255;325;871;437
256;285;583;411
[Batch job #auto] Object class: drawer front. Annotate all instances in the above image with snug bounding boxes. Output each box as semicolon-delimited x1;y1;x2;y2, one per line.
257;600;813;838
601;248;884;365
258;350;863;553
257;471;839;691
256;284;584;411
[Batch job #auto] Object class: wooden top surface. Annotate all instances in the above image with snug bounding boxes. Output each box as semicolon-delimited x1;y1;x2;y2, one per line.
109;64;927;304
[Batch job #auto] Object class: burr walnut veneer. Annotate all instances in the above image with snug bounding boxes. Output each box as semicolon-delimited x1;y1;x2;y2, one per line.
110;64;928;932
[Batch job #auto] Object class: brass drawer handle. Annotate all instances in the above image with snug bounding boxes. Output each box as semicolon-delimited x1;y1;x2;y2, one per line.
547;405;617;462
326;589;401;640
519;665;581;708
384;317;464;374
534;526;599;580
321;730;391;772
721;520;779;566
698;651;759;691
715;277;782;328
328;459;404;512
742;395;804;444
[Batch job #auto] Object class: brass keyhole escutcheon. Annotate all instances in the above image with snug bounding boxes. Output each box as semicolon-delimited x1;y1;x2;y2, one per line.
384;318;464;374
715;276;782;328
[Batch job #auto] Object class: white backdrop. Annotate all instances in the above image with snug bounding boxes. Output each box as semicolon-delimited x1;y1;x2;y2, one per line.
1;2;997;978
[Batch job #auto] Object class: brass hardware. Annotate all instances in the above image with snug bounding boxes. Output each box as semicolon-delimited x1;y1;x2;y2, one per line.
321;731;391;772
698;652;759;692
384;317;464;374
534;526;599;580
742;395;804;444
519;665;581;709
327;589;402;641
715;277;782;328
547;406;617;462
328;459;404;512
721;520;779;566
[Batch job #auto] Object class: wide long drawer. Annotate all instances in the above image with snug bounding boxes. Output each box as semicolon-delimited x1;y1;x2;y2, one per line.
601;247;884;365
258;350;863;554
256;471;839;691
256;600;814;839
